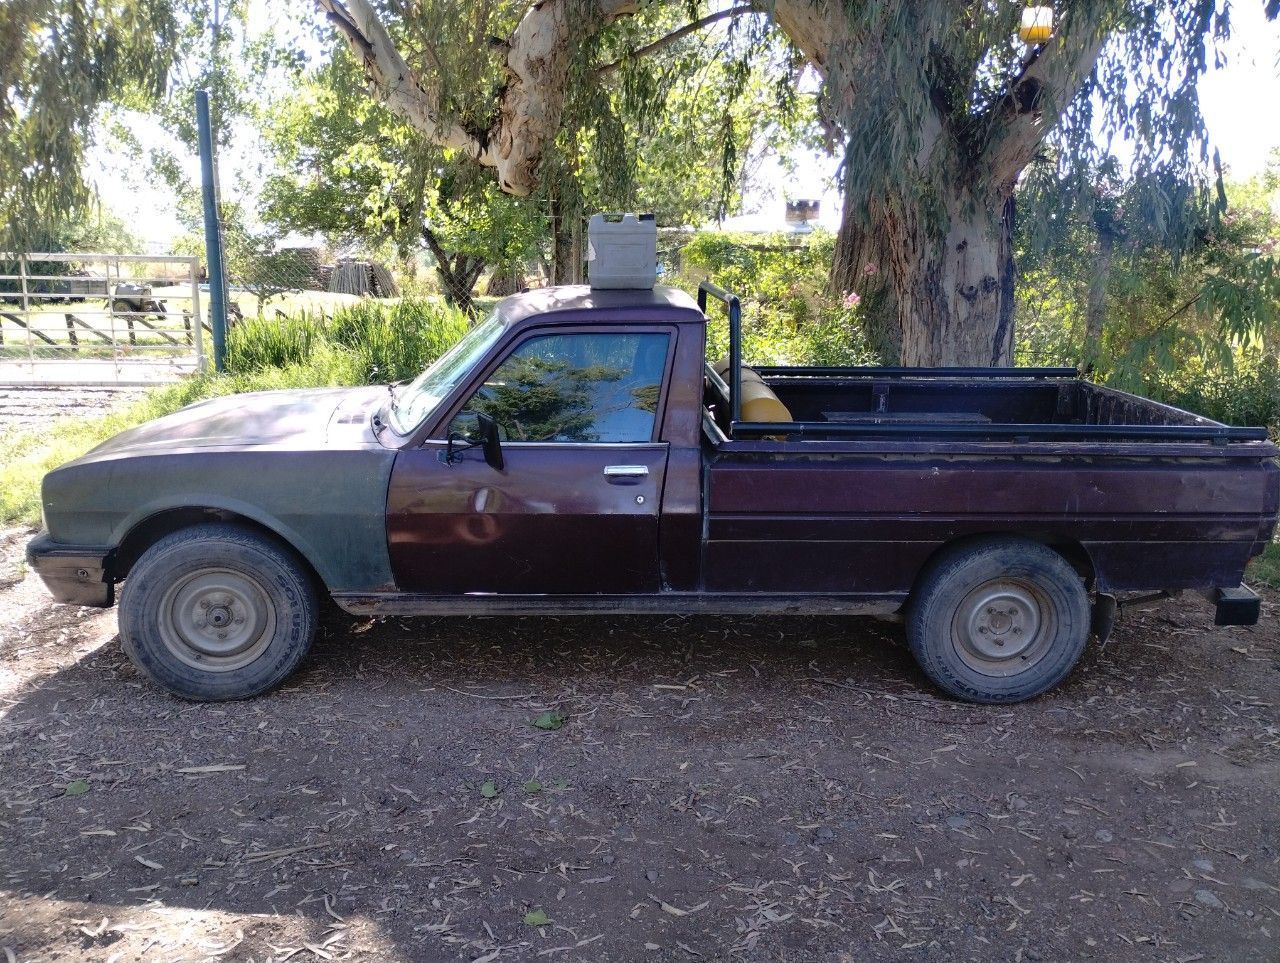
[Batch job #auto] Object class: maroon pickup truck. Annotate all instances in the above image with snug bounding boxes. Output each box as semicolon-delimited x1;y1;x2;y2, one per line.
29;282;1279;704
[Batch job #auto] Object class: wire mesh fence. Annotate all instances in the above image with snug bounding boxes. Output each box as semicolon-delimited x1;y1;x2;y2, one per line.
217;241;401;322
0;253;205;384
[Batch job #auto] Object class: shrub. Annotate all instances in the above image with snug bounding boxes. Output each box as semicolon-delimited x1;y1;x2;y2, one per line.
671;230;880;366
323;298;470;383
226;312;323;372
226;297;471;384
1149;352;1280;431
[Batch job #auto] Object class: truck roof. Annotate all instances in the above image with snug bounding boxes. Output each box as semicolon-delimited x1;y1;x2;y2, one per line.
495;284;705;328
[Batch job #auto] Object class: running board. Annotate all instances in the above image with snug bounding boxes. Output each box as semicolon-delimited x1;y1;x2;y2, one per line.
331;592;905;618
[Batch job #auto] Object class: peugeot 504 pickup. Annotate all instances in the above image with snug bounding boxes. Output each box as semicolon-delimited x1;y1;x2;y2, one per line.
28;282;1279;703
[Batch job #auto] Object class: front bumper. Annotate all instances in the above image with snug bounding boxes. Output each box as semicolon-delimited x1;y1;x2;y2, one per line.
25;532;115;607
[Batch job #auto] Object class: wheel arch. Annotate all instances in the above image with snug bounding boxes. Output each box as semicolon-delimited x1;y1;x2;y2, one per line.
112;503;329;593
909;532;1098;600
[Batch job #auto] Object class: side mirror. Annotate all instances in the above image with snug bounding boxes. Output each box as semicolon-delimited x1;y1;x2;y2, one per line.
477;412;504;471
445;412;504;471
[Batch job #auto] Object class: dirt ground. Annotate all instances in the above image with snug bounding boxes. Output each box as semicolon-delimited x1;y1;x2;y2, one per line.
0;386;144;430
0;527;1277;963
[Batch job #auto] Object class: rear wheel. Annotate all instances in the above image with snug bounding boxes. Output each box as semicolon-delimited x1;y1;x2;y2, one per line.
907;538;1090;703
118;523;317;700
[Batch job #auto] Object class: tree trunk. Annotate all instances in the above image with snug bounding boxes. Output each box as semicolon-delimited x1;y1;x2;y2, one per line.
1081;225;1114;372
485;268;525;297
549;194;582;285
831;190;898;362
423;227;484;312
877;188;1016;367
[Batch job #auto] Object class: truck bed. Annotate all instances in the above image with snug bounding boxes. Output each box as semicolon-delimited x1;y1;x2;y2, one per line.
714;366;1269;443
765;368;1212;426
699;365;1278;600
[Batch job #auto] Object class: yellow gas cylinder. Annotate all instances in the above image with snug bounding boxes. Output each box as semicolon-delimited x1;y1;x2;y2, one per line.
738;376;793;423
1020;5;1053;43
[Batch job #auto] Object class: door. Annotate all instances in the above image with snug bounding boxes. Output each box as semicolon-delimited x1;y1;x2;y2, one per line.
388;329;674;594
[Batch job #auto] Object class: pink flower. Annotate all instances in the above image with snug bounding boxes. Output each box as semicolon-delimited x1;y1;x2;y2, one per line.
843;291;862;309
863;262;878;275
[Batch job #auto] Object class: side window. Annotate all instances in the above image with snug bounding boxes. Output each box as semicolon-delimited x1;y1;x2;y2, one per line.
451;332;670;443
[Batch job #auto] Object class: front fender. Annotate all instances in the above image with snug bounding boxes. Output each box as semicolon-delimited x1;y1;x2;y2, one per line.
43;449;398;593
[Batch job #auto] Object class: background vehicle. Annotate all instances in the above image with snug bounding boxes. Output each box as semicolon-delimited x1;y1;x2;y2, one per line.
29;282;1279;703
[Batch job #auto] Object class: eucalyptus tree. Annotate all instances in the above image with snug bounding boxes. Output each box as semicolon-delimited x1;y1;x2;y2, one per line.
313;0;1272;365
264;8;799;302
0;0;189;249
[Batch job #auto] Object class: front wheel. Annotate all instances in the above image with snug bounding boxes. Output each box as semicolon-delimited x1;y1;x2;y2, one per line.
118;523;317;700
907;538;1090;704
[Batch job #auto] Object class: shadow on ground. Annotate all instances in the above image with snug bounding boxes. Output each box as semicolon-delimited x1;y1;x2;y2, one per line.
2;593;1278;961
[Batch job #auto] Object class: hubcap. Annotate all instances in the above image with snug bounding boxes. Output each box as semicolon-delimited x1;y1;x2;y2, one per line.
951;578;1055;677
157;569;275;672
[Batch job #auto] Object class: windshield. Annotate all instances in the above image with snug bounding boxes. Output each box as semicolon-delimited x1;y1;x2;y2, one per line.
388;312;505;434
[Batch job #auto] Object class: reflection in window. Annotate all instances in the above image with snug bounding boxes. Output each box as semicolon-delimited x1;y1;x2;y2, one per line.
454;333;669;442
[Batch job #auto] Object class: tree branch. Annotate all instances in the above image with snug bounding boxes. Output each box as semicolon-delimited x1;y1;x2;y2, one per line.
979;12;1106;188
315;0;489;164
318;0;638;196
595;5;760;76
421;225;452;271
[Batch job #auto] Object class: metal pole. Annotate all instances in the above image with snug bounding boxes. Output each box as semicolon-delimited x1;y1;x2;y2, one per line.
196;89;228;372
19;253;32;373
188;256;205;372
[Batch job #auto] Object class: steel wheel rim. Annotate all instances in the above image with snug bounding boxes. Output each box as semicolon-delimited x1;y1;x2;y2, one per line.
156;568;276;672
950;577;1055;677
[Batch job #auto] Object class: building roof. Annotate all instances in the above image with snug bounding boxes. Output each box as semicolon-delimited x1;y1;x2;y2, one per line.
496;284;704;328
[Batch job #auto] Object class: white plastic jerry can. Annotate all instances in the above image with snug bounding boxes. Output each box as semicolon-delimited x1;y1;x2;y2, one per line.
587;213;657;290
1019;5;1053;44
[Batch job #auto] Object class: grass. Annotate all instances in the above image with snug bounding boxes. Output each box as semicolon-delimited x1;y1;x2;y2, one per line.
1248;542;1280;589
0;297;472;529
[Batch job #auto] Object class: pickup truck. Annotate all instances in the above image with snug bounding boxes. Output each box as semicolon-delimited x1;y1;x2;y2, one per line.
28;282;1279;704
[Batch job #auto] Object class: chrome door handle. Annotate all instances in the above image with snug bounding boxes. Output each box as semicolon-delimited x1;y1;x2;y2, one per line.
603;464;649;478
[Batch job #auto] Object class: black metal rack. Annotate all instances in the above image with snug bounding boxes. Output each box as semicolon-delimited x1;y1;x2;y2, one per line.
754;365;1079;379
697;281;742;425
730;421;1270;443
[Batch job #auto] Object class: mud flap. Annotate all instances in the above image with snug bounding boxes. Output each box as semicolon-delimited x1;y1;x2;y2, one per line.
1091;593;1118;646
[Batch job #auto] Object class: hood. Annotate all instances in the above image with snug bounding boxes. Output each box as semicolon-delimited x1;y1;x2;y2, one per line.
73;386;386;463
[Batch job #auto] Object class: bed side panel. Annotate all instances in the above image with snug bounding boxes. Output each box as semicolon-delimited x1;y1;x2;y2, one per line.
704;453;1278;594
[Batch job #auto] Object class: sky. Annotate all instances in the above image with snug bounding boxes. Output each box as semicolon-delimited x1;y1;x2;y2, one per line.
92;2;1280;248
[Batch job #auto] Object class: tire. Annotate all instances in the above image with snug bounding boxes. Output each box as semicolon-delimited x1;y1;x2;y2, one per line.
906;537;1090;704
118;523;317;701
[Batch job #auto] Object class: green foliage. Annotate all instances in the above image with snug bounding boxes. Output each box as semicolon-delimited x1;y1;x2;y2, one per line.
227;297;470;385
674;231;880;366
225;313;325;373
0;0;181;249
322;299;472;384
1249;543;1280;589
531;711;565;731
1016;153;1280;431
259;47;545;306
572;16;811;227
1149;353;1280;432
